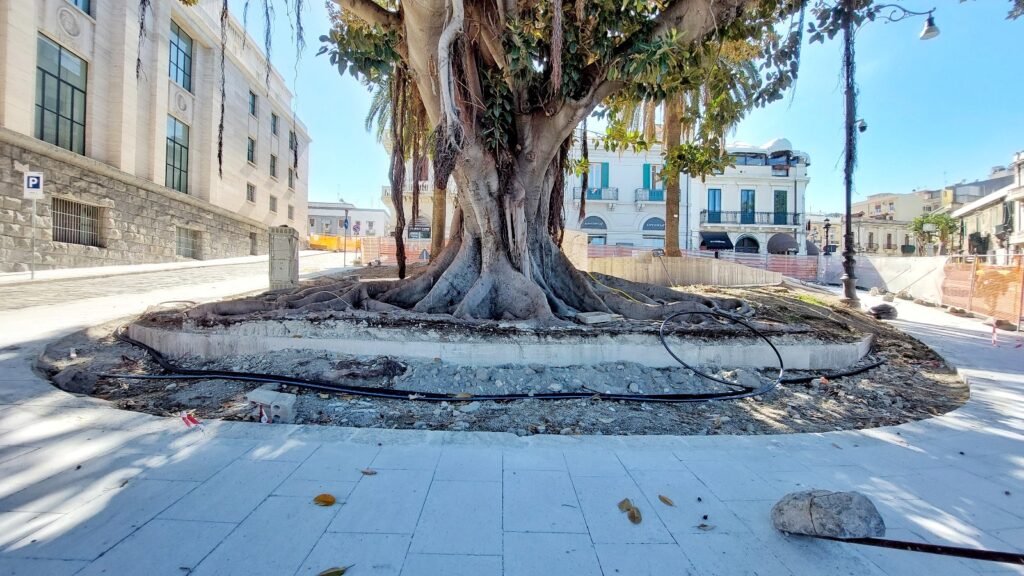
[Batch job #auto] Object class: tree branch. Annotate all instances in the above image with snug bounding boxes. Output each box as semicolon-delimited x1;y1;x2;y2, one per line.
333;0;401;29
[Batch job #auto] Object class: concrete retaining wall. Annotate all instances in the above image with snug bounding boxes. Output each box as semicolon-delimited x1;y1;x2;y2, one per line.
129;321;873;370
0;129;269;272
820;255;946;302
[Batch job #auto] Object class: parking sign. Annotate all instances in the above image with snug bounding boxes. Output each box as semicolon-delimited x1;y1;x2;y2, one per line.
23;172;44;200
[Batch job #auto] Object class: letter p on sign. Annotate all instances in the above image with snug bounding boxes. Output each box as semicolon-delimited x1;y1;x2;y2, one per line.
23;172;44;200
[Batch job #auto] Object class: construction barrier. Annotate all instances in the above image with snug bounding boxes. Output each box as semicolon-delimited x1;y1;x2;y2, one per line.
941;256;1024;325
587;246;819;282
308;234;364;252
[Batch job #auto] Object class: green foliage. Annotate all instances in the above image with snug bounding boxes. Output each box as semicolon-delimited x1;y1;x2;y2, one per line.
480;69;515;155
910;213;959;245
318;6;399;85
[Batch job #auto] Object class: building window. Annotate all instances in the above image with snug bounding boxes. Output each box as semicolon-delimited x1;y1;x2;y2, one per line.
287;205;294;220
271;113;279;135
288;167;295;190
270;154;278;178
246;183;256;203
165;116;190;193
69;0;90;15
888;202;895;213
176;227;200;259
248;90;258;116
35;35;87;155
169;21;193;92
740;189;756;224
52;198;100;247
309;217;315;229
289;130;297;151
247;137;256;164
269;195;278;213
886;233;893;249
707;188;722;223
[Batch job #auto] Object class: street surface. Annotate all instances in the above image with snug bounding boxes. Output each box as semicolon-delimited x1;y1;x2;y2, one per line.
0;259;1022;575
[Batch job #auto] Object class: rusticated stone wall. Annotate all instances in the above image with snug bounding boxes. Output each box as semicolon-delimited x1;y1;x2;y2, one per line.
0;128;267;273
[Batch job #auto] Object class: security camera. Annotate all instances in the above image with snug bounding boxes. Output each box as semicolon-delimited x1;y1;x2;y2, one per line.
856;119;868;133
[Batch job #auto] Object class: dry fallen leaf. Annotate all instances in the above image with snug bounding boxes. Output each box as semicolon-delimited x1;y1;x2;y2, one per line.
697;522;715;531
360;468;378;476
318;393;330;399
627;506;642;524
617;498;633;512
313;493;336;507
317;566;351;576
658;495;675;507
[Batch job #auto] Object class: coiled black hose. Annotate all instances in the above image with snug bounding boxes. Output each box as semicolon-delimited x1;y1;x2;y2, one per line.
104;310;882;404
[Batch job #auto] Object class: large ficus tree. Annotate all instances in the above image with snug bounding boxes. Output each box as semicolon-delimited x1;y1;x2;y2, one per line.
306;0;806;323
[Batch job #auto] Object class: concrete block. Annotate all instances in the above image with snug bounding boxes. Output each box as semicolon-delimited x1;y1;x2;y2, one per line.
577;311;624;325
244;384;296;424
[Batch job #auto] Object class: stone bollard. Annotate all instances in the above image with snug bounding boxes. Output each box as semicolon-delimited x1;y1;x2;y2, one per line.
269;225;299;292
771;490;885;539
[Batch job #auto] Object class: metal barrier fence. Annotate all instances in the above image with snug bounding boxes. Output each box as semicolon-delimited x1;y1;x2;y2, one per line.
941;255;1024;324
586;246;819;282
361;236;433;264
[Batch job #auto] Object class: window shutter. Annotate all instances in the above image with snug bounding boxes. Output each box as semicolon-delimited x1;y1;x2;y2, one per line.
642;163;651;189
601;163;609;188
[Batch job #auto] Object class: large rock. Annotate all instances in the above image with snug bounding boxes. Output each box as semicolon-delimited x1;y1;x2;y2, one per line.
771;490;885;539
52;365;99;395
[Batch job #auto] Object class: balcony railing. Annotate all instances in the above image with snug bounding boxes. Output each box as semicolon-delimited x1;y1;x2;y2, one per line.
635;188;665;202
771;166;790;177
700;210;801;226
572;187;619;201
863;243;879;252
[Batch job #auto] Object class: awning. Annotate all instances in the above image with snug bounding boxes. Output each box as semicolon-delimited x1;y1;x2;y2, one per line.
699;232;734;250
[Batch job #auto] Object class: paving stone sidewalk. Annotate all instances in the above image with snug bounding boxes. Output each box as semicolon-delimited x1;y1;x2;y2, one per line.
0;269;1022;576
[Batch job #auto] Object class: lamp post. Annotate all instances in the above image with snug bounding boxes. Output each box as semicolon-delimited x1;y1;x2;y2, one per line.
838;2;938;306
823;218;831;255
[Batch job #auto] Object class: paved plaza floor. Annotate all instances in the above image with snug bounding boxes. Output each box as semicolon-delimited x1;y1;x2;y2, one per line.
0;259;1022;575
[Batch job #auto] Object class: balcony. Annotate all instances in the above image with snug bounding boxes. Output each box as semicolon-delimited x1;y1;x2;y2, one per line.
700;210;801;226
863;243;879;252
572;187;619;201
635;188;665;202
771;166;790;177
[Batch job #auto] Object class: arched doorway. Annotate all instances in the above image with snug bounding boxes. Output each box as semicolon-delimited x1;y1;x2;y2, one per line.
767;233;798;255
641;217;665;248
407;216;431;239
580;215;607;245
735;236;760;254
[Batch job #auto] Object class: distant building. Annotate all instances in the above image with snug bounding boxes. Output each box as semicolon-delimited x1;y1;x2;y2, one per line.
308;201;389;238
0;0;309;271
563;137;810;254
953;153;1022;257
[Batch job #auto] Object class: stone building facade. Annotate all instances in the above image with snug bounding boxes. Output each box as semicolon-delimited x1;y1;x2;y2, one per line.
1;128;267;271
0;0;309;272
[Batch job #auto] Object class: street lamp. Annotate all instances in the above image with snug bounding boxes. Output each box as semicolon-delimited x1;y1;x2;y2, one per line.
838;2;938;306
823;218;831;255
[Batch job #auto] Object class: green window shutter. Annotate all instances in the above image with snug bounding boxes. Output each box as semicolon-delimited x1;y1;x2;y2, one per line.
642;163;651;189
601;162;609;188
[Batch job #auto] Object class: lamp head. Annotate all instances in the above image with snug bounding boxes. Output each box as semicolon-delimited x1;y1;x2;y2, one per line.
919;14;940;40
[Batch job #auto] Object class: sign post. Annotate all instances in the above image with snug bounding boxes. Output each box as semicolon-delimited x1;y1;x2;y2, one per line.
343;209;350;267
23;172;44;280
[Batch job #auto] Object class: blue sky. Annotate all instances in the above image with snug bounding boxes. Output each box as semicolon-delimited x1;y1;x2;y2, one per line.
237;1;1022;213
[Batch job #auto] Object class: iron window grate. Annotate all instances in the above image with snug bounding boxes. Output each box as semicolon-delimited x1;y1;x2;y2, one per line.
176;227;200;259
52;198;101;247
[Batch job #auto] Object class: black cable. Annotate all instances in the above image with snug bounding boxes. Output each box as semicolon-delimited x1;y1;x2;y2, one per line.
104;318;785;403
814;536;1024;565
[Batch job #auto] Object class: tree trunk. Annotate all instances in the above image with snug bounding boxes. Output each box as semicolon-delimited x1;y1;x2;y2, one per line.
663;96;683;258
429;185;447;261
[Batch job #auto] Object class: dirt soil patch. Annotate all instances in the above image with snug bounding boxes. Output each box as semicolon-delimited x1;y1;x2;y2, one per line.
36;281;967;436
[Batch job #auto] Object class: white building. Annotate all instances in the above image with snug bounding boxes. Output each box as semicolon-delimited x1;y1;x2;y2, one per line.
0;0;310;235
308;201;389;237
564;138;810;254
